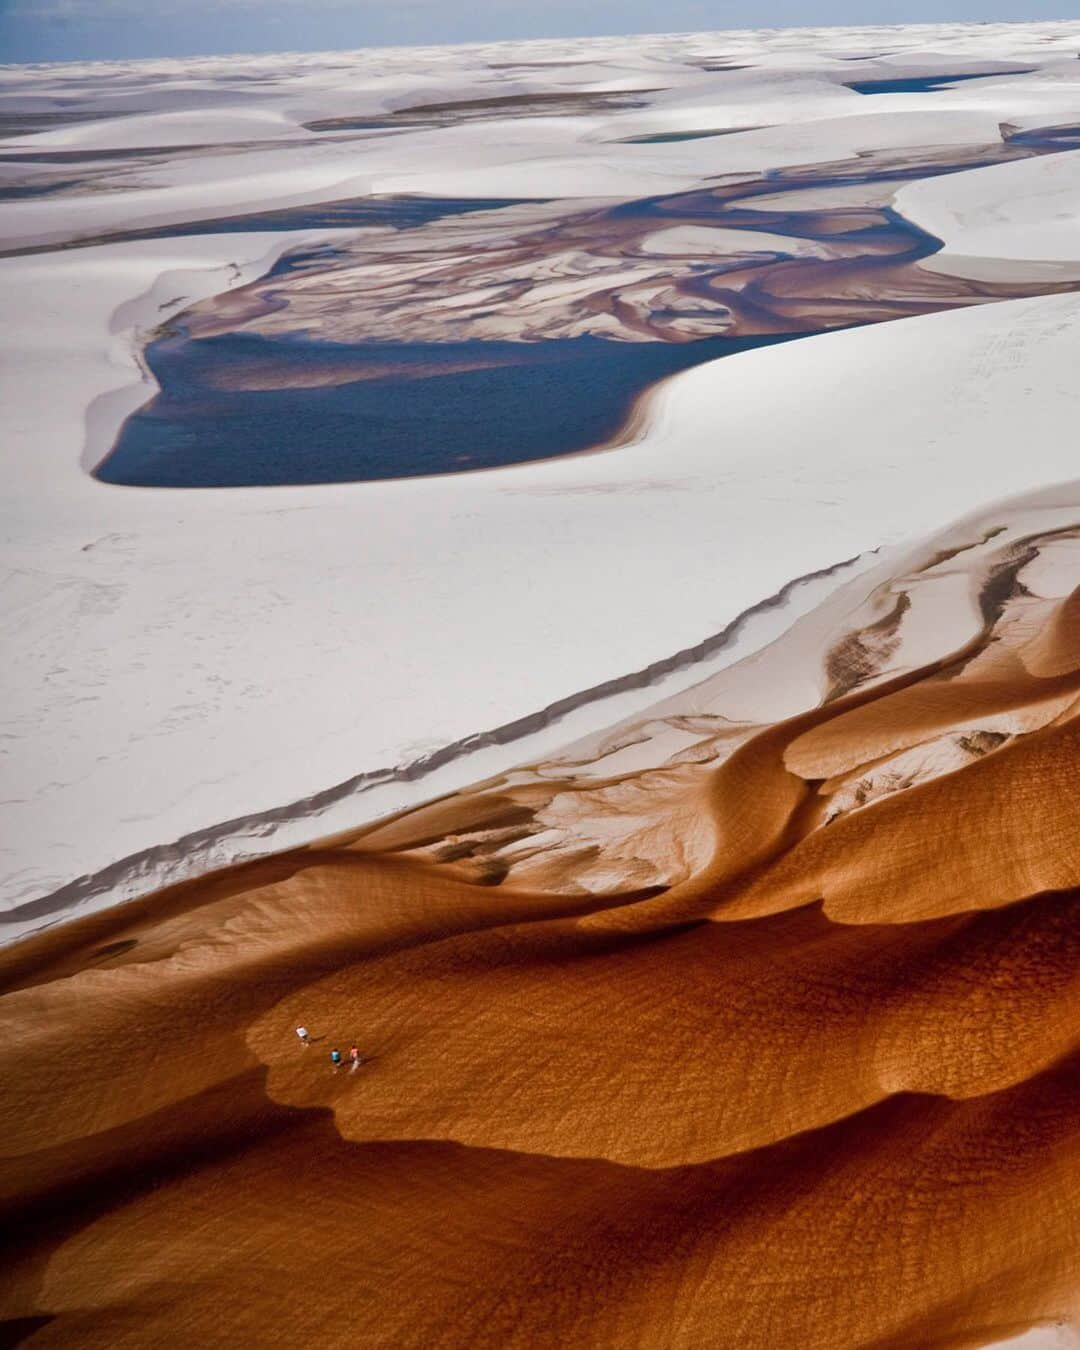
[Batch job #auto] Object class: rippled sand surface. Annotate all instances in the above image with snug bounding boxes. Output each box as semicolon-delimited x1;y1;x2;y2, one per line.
2;488;1077;1347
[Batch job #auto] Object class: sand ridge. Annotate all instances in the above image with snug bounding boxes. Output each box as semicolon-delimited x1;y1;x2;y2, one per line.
1;486;1077;1346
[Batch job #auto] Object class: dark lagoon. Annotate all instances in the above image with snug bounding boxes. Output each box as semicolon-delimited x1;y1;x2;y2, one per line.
96;330;798;487
846;69;1032;95
91;128;1078;490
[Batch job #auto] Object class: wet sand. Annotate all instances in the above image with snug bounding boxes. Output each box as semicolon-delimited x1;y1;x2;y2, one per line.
0;193;534;259
2;489;1076;1346
305;88;663;132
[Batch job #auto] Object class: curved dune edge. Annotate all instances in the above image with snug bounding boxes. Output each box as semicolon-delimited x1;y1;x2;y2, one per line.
1;484;1078;1347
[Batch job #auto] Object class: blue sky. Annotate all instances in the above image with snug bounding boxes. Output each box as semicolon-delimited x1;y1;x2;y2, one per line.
1;0;1078;65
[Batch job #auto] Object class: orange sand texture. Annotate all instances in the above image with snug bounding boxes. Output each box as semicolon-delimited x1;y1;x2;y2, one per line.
1;500;1078;1347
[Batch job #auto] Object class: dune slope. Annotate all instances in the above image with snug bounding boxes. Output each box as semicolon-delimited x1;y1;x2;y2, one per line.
1;485;1077;1347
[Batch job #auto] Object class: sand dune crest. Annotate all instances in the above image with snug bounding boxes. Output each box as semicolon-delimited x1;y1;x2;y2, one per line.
1;491;1077;1345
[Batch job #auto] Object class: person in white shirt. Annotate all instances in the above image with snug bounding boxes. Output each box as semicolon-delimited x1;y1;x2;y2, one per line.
295;1025;310;1047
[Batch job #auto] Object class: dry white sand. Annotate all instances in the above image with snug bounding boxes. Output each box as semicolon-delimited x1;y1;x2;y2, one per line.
2;20;1079;934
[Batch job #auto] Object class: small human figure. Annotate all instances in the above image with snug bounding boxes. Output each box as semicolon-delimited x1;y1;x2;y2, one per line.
330;1048;343;1072
296;1025;310;1048
349;1044;363;1073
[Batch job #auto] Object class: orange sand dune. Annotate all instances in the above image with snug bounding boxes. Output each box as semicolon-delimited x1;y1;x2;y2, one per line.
1;502;1078;1347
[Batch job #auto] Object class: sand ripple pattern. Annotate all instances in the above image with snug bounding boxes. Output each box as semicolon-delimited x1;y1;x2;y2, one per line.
1;493;1078;1347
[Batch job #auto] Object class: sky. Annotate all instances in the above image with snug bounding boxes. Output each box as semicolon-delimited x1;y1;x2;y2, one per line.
1;0;1078;65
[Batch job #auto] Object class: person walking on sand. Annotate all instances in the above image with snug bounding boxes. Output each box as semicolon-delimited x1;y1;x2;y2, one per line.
330;1048;343;1072
296;1025;310;1048
349;1044;363;1073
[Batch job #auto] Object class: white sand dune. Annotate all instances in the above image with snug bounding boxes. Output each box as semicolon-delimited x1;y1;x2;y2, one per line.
5;105;311;151
1;20;1080;936
899;151;1080;282
3;271;1079;933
